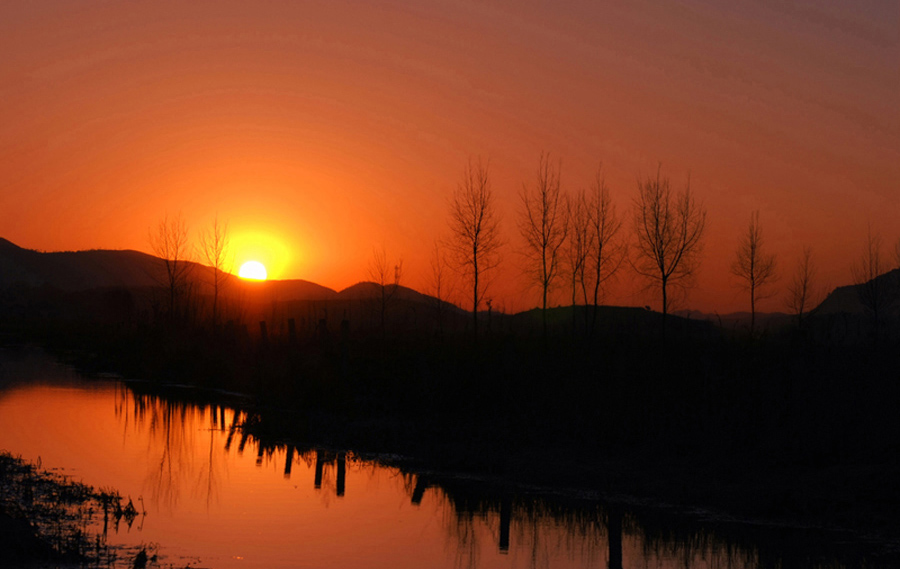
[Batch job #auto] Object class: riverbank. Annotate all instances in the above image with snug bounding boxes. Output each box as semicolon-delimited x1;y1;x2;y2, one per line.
6;316;900;563
0;452;151;568
234;395;900;563
116;365;900;565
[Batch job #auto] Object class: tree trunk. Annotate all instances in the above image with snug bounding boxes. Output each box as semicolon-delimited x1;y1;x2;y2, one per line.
661;277;668;342
542;284;548;341
472;259;479;342
750;281;756;337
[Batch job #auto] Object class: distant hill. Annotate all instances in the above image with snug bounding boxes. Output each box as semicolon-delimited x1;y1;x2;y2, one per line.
337;281;449;305
0;238;425;306
251;279;338;301
5;236;896;324
815;268;899;315
0;237;164;291
667;268;899;337
0;237;336;302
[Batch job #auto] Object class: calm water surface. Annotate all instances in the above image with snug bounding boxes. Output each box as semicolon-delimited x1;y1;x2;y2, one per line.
0;348;878;568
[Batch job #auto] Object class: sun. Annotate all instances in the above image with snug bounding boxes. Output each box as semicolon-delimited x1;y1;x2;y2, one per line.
238;260;268;281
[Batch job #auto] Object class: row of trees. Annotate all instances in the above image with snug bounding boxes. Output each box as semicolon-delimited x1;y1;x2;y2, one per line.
148;213;232;326
438;155;899;341
147;155;898;342
442;158;708;341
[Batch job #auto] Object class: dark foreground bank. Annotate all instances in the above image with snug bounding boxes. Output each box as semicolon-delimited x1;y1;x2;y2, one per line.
0;452;153;568
5;309;900;555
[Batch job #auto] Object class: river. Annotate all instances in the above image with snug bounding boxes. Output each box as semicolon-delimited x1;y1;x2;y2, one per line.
0;347;882;568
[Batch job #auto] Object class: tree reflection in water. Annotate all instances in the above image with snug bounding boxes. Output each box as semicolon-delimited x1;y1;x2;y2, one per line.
116;386;880;569
115;385;229;511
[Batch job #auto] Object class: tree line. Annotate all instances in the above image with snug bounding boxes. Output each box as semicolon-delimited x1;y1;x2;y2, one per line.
150;155;900;343
437;155;899;342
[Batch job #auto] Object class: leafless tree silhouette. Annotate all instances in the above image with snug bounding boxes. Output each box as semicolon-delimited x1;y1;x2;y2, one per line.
565;189;590;334
852;226;889;342
368;245;403;335
149;213;193;322
448;158;503;340
519;153;568;338
631;167;706;339
731;210;778;336
586;167;625;336
784;246;821;330
199;215;232;326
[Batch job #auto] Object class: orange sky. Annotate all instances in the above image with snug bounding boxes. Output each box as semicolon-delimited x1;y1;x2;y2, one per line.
1;1;898;313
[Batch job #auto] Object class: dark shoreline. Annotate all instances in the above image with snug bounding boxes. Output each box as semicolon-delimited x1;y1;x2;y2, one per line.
112;358;900;562
4;311;900;564
0;451;149;567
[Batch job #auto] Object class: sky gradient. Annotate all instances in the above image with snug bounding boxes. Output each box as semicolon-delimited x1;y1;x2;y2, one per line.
2;1;898;313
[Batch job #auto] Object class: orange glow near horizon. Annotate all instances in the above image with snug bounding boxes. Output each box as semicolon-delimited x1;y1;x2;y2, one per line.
229;231;289;281
0;1;897;314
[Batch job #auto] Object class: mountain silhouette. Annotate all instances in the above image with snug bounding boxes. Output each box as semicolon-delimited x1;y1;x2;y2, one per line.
4;237;895;323
814;268;899;315
336;281;455;306
0;237;161;291
0;238;414;305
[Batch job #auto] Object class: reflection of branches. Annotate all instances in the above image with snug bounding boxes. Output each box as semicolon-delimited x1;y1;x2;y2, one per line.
145;399;191;510
111;385;863;569
444;505;480;569
639;524;757;569
197;412;218;511
425;479;830;569
118;391;230;512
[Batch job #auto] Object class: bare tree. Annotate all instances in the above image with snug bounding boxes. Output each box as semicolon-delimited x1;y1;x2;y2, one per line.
368;245;403;335
447;158;503;340
731;210;778;336
519;153;568;338
631;167;706;339
852;226;888;342
784;246;820;329
586;167;625;336
199;215;231;326
149;213;193;322
565;189;591;335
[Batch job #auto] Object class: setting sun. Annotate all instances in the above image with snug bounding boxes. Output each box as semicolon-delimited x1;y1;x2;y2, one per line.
238;261;268;281
230;230;290;281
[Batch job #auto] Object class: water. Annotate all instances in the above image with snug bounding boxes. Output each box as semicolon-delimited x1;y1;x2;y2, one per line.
0;347;881;568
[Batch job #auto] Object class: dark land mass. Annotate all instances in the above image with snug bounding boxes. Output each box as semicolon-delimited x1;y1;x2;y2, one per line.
0;451;147;567
2;237;900;559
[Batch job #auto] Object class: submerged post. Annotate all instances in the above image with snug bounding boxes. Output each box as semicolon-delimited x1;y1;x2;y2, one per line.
336;453;346;497
224;412;240;451
411;476;428;505
314;450;325;489
283;445;295;479
499;497;511;552
607;505;623;569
